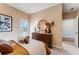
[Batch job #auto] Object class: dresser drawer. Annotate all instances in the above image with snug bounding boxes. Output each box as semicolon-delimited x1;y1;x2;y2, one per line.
32;32;53;48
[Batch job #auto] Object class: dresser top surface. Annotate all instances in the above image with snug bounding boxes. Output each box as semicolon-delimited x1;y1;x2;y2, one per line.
32;32;52;35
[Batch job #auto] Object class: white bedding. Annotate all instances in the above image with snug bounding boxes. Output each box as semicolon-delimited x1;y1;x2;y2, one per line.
14;39;46;55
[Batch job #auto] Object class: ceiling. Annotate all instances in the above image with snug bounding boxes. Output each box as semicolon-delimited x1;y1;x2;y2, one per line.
7;3;58;14
6;3;79;14
63;3;79;13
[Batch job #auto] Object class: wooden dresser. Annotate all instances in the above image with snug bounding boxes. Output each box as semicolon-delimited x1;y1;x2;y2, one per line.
32;32;53;48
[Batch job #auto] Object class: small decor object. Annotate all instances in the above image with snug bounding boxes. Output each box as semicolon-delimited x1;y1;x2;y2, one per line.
0;14;12;32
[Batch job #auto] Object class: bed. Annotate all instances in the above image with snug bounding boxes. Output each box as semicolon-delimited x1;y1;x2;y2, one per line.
0;39;51;55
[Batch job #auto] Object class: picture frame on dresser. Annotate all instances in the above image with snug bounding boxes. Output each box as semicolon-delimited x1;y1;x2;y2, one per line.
0;14;12;32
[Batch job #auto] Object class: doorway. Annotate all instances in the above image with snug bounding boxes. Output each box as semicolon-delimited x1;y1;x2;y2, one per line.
62;18;75;45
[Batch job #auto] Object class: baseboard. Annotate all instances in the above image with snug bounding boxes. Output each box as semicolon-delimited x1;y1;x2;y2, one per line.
53;45;63;49
63;37;74;42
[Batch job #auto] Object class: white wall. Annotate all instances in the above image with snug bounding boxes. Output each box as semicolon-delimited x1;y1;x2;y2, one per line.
62;19;75;38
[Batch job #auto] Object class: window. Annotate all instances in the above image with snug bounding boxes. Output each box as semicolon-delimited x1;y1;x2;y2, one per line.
20;20;27;32
20;19;29;36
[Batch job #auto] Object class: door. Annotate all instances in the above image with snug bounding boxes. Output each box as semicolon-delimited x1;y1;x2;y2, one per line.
75;16;78;47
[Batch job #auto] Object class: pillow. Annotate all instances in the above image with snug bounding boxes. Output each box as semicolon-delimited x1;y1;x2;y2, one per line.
17;36;29;44
8;40;30;55
0;40;13;55
17;36;25;44
24;36;29;44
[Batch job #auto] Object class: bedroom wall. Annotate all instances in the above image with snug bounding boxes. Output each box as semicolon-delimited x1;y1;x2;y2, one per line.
63;11;77;19
30;4;62;48
0;4;30;41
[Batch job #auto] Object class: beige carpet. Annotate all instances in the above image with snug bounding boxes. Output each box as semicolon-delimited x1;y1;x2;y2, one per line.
51;41;79;55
